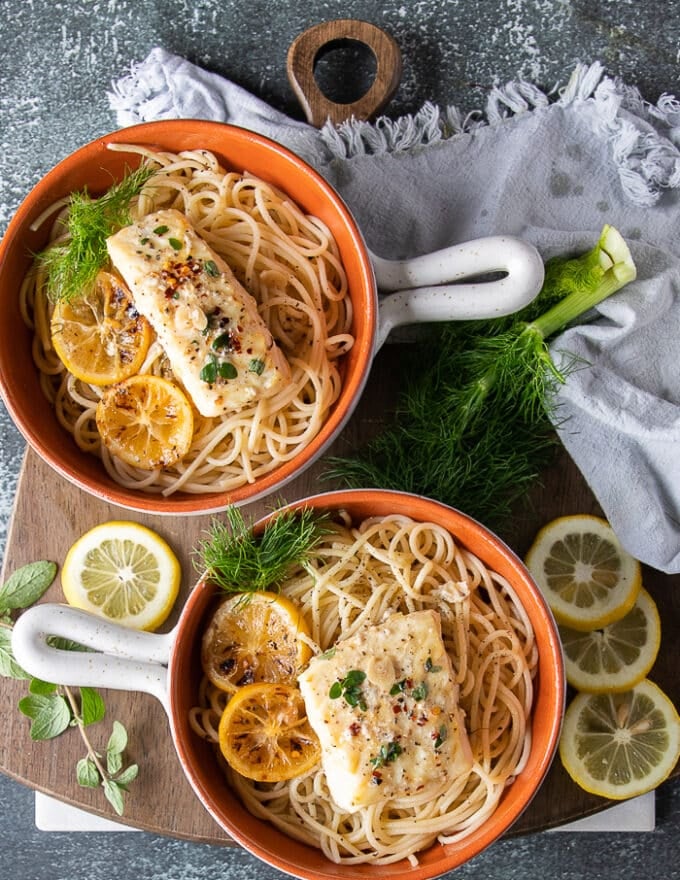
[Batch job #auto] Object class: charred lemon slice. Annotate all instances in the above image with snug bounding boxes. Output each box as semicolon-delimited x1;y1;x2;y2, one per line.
218;682;320;782
51;270;152;386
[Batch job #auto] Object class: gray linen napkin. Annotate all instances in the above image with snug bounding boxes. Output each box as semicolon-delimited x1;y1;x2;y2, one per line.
109;47;680;573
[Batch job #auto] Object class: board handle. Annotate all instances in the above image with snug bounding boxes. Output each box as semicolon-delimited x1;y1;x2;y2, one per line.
287;19;402;127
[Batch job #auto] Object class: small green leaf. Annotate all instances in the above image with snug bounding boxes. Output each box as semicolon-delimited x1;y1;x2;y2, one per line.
0;561;57;614
0;628;30;679
412;682;428;701
18;693;71;740
47;636;90;652
168;237;183;251
76;757;100;788
80;687;106;726
153;225;169;235
103;779;125;816
114;763;139;790
200;358;217;383
29;678;57;695
217;361;237;380
248;358;265;375
204;259;220;277
212;332;233;351
107;749;123;776
107;720;128;755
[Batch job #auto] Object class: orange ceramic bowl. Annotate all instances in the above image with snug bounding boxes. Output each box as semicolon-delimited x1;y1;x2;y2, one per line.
0;120;376;514
169;490;565;880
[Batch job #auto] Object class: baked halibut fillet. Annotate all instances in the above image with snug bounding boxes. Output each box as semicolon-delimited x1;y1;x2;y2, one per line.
298;610;473;813
106;208;290;417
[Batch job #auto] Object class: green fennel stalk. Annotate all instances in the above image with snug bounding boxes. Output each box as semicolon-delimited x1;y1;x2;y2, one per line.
325;225;637;527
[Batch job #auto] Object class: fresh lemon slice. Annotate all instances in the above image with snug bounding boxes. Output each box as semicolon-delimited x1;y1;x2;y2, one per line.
61;521;181;631
525;515;641;631
218;682;320;782
96;374;194;469
201;591;312;693
559;679;680;800
51;270;152;386
559;588;661;693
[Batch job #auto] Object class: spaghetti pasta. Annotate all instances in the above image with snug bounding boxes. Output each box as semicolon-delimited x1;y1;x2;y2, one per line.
191;513;537;866
22;146;354;495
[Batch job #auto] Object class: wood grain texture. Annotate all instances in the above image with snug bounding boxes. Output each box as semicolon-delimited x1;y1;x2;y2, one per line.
287;19;402;126
0;345;677;842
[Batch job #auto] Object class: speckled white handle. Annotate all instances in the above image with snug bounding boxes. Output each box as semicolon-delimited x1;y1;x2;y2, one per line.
371;235;544;349
11;604;175;712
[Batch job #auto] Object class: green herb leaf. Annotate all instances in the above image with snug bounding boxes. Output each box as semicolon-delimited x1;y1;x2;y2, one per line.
107;748;123;776
113;763;139;790
29;678;57;695
200;357;218;384
168;237;182;251
18;693;71;740
0;628;30;679
153;225;169;234
107;720;128;755
197;505;331;595
370;740;403;768
411;682;428;701
217;361;237;380
434;724;447;749
204;259;220;277
424;657;441;673
0;561;57;614
80;686;106;727
329;670;367;711
47;636;90;652
248;358;265;375
103;779;125;816
76;757;101;788
38;165;156;303
212;332;233;351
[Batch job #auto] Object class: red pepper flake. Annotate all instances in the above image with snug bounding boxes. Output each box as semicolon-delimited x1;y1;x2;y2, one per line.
348;722;361;736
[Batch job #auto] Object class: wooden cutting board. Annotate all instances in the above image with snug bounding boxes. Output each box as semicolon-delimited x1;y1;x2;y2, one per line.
1;346;678;841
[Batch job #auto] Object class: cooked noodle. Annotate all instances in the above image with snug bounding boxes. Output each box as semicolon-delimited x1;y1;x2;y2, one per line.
23;146;353;495
190;514;537;865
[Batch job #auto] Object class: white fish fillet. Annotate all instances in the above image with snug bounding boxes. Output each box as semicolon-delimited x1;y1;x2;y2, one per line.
106;209;290;417
298;610;473;813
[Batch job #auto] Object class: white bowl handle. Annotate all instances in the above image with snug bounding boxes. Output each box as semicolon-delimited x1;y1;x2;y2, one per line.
11;604;175;712
371;235;545;350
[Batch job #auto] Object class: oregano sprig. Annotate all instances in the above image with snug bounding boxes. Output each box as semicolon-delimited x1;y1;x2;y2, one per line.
0;561;137;816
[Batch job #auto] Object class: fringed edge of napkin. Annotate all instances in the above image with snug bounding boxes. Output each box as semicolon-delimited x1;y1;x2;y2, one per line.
109;50;680;209
322;61;680;207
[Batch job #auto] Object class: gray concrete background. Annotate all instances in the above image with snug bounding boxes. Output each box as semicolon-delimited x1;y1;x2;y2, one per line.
1;1;679;877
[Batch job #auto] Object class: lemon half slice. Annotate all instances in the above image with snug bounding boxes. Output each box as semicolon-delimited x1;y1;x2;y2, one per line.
559;588;661;693
525;515;641;631
559;679;680;800
61;521;181;631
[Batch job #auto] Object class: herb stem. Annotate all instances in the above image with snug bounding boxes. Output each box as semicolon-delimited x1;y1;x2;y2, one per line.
62;685;110;782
